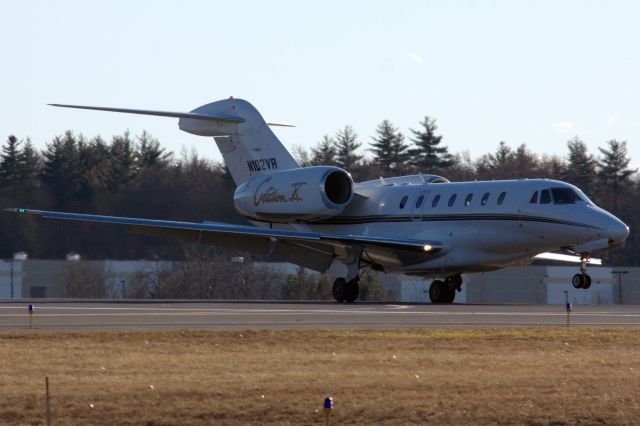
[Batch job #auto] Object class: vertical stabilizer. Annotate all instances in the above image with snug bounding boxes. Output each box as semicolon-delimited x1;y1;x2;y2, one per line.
178;98;299;185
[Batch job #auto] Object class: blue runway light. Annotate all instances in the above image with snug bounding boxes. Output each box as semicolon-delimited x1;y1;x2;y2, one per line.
28;304;34;313
566;302;572;311
323;397;333;410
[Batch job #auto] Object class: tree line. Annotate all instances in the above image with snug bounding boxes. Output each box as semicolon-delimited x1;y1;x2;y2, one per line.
1;114;638;266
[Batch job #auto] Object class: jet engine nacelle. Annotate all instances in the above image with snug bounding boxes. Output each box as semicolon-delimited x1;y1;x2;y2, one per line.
234;166;354;222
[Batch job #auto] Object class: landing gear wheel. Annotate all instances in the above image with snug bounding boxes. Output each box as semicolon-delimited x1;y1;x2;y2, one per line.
429;280;456;304
344;279;360;303
332;278;347;302
572;273;592;289
572;273;584;289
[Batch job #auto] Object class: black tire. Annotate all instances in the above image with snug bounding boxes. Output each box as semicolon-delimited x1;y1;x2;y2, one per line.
429;280;443;303
332;278;347;302
428;280;447;303
583;274;592;289
430;280;456;304
344;280;360;303
572;273;584;289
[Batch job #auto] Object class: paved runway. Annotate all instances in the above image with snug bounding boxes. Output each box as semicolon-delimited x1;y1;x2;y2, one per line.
2;301;640;331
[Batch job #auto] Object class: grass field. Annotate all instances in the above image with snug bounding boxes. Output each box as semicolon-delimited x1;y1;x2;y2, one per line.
1;328;640;425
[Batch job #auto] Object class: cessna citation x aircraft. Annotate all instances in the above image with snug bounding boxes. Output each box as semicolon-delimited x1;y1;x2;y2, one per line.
9;98;629;303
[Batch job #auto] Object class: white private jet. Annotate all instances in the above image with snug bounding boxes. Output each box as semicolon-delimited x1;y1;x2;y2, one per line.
8;98;629;303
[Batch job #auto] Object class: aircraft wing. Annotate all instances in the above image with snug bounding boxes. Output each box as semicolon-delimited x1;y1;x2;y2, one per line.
7;208;443;272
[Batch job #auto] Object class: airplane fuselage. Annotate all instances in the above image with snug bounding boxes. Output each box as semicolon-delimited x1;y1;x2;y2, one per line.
263;177;628;277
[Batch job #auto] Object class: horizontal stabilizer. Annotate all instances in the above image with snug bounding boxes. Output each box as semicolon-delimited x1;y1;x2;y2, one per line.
533;252;602;265
48;104;245;123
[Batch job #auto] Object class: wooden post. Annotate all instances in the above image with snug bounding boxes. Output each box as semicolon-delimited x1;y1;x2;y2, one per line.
45;376;51;426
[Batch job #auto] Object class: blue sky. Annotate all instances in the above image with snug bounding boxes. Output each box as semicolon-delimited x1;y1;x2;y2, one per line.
2;0;639;168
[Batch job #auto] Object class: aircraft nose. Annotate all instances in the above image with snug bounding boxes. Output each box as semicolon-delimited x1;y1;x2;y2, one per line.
608;217;630;244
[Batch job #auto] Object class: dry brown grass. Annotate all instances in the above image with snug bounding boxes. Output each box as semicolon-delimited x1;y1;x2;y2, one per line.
1;328;640;425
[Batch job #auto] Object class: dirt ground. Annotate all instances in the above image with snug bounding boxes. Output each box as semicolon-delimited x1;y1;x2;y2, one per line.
1;328;640;425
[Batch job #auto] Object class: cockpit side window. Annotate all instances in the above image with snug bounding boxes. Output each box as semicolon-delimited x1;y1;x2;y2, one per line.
551;187;581;204
399;196;408;209
497;192;506;205
432;194;441;207
481;192;490;206
540;189;551;204
529;191;538;203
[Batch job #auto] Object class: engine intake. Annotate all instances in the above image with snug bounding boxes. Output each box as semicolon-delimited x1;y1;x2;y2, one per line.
234;166;353;222
324;170;352;204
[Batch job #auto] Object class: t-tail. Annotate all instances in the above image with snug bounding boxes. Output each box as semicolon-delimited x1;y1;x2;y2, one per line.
49;98;300;185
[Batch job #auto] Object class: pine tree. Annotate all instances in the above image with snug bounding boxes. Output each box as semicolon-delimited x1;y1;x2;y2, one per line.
17;138;41;189
513;144;539;177
597;139;637;211
408;116;454;171
0;135;22;189
77;136;111;193
137;131;171;169
41;131;83;202
488;141;513;169
109;131;137;189
311;135;338;166
370;120;408;173
563;136;597;192
477;141;515;179
334;125;362;170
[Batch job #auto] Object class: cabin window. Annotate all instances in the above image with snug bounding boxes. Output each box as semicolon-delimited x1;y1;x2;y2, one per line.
464;193;473;206
481;192;490;206
529;191;538;203
432;194;441;207
540;189;551;204
497;192;506;205
448;194;457;207
415;195;425;209
551;187;581;204
399;196;408;209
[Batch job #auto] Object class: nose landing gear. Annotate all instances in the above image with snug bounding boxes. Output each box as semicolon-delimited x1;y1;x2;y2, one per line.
572;254;592;289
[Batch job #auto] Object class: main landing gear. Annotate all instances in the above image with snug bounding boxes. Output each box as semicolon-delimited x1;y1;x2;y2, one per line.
332;250;362;303
572;254;592;289
429;274;462;304
332;277;360;303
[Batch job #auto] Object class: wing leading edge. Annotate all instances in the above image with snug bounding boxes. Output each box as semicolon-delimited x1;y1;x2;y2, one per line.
7;208;443;272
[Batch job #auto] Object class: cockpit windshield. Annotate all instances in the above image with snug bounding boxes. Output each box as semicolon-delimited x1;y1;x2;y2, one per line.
551;187;585;204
